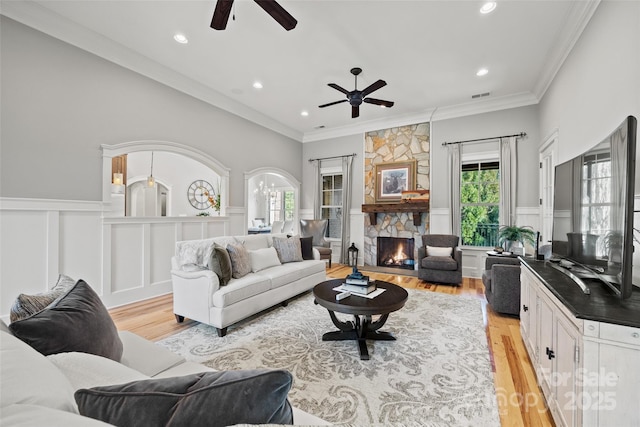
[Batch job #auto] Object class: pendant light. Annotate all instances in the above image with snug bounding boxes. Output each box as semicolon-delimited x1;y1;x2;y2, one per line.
147;152;155;187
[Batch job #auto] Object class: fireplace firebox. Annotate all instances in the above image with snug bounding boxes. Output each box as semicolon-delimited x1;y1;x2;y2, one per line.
377;237;415;270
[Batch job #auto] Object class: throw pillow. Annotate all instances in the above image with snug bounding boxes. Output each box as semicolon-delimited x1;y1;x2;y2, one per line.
9;274;76;322
299;236;314;260
9;280;124;362
426;245;453;257
47;352;149;391
272;236;303;263
249;247;281;273
209;243;232;285
75;370;294;427
226;242;252;279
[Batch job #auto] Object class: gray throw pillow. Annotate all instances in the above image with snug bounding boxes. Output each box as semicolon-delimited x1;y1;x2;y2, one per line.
209;243;232;285
9;280;124;362
272;236;303;263
9;274;76;322
226;242;252;279
299;236;314;260
74;370;294;427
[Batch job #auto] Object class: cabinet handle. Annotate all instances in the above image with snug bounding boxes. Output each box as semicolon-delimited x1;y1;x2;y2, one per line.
523;305;529;312
546;347;555;360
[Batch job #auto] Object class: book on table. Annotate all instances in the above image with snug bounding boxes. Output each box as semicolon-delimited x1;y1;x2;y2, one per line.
345;276;370;285
341;282;377;295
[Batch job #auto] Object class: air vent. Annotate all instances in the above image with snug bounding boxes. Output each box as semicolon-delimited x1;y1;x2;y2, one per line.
472;92;491;99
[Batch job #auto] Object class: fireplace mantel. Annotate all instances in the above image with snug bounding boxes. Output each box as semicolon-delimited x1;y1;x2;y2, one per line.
361;201;430;226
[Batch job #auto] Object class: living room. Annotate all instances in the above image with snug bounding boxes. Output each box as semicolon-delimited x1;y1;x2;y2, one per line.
1;1;639;426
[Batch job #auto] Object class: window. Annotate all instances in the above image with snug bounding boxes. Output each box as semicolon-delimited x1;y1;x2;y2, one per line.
322;173;342;238
460;161;500;246
283;191;294;220
269;191;282;223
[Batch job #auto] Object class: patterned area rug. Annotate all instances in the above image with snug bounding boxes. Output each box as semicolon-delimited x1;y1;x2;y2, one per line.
157;289;500;426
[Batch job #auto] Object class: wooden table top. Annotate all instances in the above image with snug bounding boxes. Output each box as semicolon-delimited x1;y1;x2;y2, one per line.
313;278;408;316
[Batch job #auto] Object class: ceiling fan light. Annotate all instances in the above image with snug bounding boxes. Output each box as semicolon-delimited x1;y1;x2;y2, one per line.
480;2;497;14
300;110;309;117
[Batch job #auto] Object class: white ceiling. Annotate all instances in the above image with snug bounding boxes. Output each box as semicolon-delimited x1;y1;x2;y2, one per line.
2;0;599;142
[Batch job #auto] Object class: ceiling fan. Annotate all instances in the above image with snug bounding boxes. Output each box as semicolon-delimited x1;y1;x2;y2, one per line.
319;67;394;118
211;0;297;31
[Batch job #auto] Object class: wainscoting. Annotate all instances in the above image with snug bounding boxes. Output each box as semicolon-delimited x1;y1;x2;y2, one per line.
0;197;248;320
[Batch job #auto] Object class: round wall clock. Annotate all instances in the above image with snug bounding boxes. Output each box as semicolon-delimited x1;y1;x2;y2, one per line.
187;180;215;210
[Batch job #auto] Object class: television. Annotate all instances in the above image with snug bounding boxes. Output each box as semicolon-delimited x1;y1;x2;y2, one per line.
551;115;638;299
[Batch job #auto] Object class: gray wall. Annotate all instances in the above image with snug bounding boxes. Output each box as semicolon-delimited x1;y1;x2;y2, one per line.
539;0;640;163
429;105;540;210
0;17;302;206
301;134;364;211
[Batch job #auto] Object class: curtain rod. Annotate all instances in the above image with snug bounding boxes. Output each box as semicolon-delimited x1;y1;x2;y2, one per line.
441;132;526;146
308;153;357;162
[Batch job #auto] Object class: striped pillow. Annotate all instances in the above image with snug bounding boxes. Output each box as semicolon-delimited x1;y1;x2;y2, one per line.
10;275;76;322
272;236;303;263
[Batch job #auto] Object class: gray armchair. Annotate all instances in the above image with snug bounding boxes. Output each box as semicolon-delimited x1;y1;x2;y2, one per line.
482;257;521;316
299;219;332;267
417;234;462;285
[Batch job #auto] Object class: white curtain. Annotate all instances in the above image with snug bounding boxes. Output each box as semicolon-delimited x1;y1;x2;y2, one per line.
312;160;322;219
340;155;354;264
448;144;461;238
499;136;517;226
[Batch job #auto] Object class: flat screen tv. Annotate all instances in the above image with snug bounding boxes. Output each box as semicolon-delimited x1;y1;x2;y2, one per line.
551;115;638;299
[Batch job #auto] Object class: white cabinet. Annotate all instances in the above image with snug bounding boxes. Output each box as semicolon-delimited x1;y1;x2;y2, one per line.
519;264;640;427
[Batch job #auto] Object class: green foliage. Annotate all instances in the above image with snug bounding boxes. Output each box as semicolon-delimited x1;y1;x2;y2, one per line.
460;167;500;246
498;225;536;247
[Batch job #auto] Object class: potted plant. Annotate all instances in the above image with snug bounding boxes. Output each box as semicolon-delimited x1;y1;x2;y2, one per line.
498;225;536;253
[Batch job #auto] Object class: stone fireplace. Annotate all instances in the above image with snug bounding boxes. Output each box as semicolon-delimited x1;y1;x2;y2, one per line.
377;236;415;270
362;123;430;269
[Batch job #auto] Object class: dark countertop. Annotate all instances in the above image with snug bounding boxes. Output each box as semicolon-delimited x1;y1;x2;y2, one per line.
520;259;640;328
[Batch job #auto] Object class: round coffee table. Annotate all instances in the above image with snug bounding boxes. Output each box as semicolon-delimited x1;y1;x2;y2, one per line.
313;279;408;360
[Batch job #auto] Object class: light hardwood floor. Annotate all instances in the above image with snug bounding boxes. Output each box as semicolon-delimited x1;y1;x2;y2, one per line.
110;264;555;427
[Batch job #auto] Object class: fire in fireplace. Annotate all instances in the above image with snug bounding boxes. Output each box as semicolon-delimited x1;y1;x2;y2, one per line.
377;237;415;270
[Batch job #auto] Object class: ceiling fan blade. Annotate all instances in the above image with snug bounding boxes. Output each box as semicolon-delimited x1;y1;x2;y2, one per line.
318;99;349;108
363;98;395;108
361;79;387;97
352;105;360;118
328;83;350;95
211;0;234;30
254;0;297;30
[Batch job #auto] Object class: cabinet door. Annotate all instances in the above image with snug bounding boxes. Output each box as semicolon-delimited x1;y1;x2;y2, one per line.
554;314;581;427
538;294;555;396
520;271;531;336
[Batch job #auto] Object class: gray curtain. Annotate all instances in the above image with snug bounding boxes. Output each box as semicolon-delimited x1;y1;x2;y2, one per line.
499;136;517;226
340;155;354;264
448;144;461;238
312;160;322;219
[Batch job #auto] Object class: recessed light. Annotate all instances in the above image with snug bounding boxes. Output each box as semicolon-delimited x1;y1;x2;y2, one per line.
480;2;497;14
476;68;489;77
173;33;188;44
252;81;263;89
301;110;309;117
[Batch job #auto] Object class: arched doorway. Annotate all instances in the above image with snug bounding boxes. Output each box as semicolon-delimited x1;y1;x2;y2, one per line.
245;168;300;234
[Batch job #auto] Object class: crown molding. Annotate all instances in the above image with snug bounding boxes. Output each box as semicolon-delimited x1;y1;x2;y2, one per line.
302;92;539;143
532;0;601;99
0;0;303;142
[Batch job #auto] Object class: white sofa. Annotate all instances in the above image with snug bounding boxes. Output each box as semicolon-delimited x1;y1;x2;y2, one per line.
171;233;327;337
0;326;328;425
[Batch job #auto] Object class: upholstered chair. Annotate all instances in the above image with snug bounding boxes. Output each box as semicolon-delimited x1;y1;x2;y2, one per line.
417;234;462;285
299;219;332;267
282;220;294;235
482;257;521;316
270;220;284;234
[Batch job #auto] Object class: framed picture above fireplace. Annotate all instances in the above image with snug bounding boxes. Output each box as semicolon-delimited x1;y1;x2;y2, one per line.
375;160;417;203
